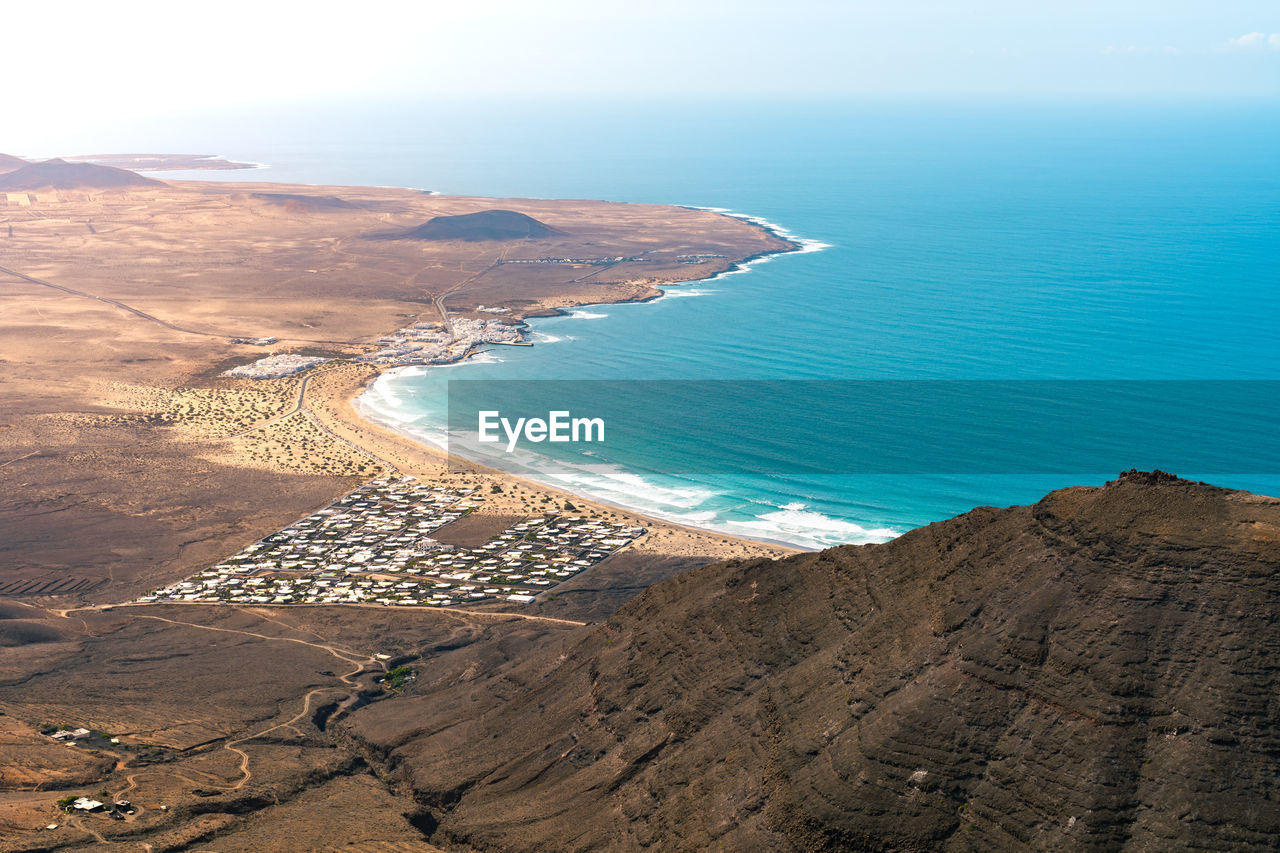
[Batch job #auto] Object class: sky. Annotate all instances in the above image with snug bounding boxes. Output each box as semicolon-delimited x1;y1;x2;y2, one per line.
4;0;1278;146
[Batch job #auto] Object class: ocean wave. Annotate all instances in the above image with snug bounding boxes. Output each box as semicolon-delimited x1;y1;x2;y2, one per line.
716;505;899;549
656;287;716;298
542;466;719;511
363;402;900;548
433;434;899;549
689;205;833;254
363;371;406;410
451;443;722;511
568;310;608;319
353;377;447;450
401;423;450;452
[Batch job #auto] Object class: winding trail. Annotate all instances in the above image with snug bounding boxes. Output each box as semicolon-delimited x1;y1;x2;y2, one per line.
218;656;365;792
115;772;143;801
175;615;372;793
72;608;382;796
64;812;107;844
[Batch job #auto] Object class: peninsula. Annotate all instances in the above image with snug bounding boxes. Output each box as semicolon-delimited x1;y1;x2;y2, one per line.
0;158;801;842
0;157;796;584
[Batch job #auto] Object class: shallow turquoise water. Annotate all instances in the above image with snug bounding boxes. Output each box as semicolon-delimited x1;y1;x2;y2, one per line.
140;99;1280;547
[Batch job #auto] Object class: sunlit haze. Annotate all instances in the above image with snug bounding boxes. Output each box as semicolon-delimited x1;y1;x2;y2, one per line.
7;0;1279;149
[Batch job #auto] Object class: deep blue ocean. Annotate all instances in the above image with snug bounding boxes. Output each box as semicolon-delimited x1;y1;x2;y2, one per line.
125;98;1280;547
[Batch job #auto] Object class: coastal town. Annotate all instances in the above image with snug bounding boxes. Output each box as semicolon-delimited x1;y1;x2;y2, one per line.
221;317;527;378
139;476;645;608
356;317;527;367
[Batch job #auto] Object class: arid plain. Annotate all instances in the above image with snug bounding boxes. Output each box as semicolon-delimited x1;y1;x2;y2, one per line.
0;160;796;849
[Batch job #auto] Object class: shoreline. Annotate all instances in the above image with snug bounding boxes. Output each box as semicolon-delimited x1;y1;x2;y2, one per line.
348;208;839;551
310;362;801;563
350;385;811;553
516;209;814;321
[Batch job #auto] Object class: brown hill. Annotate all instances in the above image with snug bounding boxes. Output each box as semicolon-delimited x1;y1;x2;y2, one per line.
0;158;161;190
372;209;563;242
348;471;1280;852
0;153;28;173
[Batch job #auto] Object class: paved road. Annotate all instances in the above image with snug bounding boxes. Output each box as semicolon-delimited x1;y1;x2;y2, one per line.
223;366;399;472
433;249;508;336
226;371;316;439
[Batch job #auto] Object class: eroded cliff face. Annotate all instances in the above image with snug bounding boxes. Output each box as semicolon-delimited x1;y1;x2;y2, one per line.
348;472;1280;852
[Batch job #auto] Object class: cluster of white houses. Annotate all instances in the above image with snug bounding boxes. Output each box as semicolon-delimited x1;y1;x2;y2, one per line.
139;476;644;608
357;318;527;367
221;353;330;378
219;319;529;380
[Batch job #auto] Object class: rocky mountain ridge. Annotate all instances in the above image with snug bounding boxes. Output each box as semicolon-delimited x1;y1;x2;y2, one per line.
347;471;1280;851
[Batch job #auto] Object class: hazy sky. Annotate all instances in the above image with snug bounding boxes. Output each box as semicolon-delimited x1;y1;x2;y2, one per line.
6;0;1279;135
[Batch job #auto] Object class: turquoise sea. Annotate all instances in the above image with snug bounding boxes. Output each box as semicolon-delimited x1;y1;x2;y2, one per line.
125;99;1280;547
